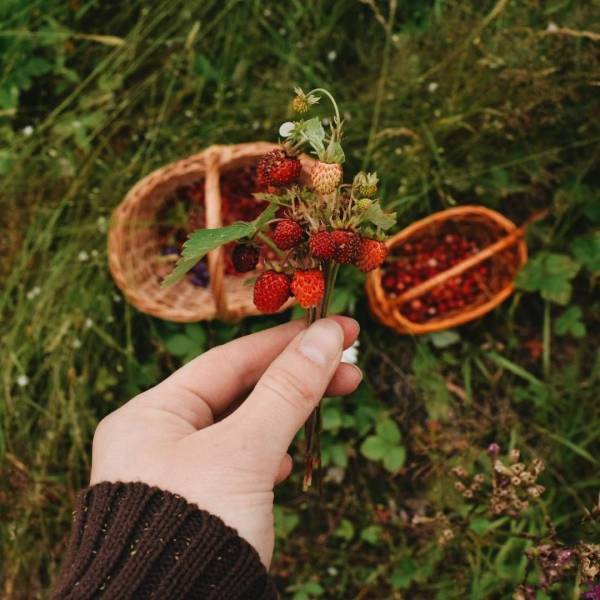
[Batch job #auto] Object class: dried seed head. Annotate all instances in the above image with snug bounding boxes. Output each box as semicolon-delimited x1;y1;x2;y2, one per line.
474;473;485;484
512;463;525;474
511;476;522;487
509;448;521;464
454;481;466;493
463;489;474;499
451;466;468;479
438;528;454;545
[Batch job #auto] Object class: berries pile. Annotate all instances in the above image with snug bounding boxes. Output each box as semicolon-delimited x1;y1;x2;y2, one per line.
381;233;490;323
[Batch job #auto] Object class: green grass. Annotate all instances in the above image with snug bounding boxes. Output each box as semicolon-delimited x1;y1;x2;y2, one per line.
1;1;599;598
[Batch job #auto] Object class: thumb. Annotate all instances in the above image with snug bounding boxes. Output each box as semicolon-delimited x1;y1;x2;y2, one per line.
231;318;344;458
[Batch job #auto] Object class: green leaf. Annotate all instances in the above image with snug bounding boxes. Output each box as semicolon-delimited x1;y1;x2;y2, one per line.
570;232;600;272
162;221;254;286
469;517;493;536
164;333;196;357
363;201;397;231
273;505;300;539
391;557;417;590
252;202;278;230
376;418;401;445
323;140;345;163
185;323;207;346
360;435;387;460
383;445;406;472
554;306;586;338
300;116;325;154
360;525;383;545
329;443;348;468
322;405;343;432
335;518;355;541
516;252;580;305
427;330;461;348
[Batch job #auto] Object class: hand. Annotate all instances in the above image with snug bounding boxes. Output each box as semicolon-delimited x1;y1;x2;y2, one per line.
90;317;361;567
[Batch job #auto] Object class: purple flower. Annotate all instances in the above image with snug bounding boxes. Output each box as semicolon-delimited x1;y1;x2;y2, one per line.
582;585;600;600
486;443;501;459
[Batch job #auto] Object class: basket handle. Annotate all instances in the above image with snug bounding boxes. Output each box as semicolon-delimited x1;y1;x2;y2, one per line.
389;209;547;307
204;147;229;319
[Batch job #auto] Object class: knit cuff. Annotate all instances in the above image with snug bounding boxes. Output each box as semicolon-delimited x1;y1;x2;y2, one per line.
52;481;278;599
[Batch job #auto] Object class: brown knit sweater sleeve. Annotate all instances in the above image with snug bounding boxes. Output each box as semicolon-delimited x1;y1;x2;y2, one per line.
52;481;278;599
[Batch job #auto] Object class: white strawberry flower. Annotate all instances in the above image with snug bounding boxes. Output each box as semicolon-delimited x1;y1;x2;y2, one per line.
279;122;295;138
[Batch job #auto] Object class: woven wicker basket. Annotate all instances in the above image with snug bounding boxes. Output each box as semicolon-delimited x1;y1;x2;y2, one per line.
108;142;314;322
366;205;528;335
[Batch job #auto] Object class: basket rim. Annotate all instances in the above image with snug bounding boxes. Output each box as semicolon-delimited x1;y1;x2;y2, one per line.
366;205;528;335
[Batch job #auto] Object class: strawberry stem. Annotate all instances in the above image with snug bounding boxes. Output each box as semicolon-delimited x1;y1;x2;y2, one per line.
308;88;342;141
257;231;286;260
302;260;340;491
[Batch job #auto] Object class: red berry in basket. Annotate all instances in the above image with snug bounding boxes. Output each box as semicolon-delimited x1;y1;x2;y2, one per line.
354;238;388;272
331;229;360;264
257;149;301;187
232;244;260;272
272;219;305;250
291;269;325;308
309;231;336;260
253;271;291;313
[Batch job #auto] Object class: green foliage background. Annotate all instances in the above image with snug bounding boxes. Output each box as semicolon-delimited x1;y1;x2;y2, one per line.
0;1;598;598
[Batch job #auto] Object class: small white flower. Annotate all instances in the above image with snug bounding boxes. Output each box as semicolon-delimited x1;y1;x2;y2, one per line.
278;122;295;138
78;250;89;262
263;8;271;16
17;374;29;387
72;339;82;349
434;109;442;117
112;293;122;303
342;340;360;364
252;120;260;130
547;21;559;32
84;318;94;329
428;82;439;93
91;249;99;258
26;286;41;300
327;566;339;576
48;148;58;157
184;110;193;118
327;50;337;62
278;27;287;36
72;120;82;129
107;315;115;323
22;125;34;136
96;216;107;233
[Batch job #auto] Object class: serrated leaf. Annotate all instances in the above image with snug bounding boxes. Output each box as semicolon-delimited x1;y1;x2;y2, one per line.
164;333;196;357
570;232;600;273
516;252;581;305
376;418;401;444
360;525;383;545
162;222;254;287
383;445;406;472
554;306;586;338
360;435;387;460
335;518;355;541
301;116;325;154
364;201;397;231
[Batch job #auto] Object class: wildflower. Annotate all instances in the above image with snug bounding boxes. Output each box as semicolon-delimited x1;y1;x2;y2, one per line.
22;125;34;136
342;340;359;364
427;82;438;93
84;318;94;329
17;374;29;387
547;22;559;32
279;122;295;138
26;286;41;300
327;50;337;62
78;250;89;262
72;339;82;349
97;216;107;233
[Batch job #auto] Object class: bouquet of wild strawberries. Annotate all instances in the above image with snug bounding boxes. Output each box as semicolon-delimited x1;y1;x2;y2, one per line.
164;87;396;488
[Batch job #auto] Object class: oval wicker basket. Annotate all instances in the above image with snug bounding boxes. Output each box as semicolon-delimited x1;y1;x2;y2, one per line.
366;205;528;335
108;142;314;322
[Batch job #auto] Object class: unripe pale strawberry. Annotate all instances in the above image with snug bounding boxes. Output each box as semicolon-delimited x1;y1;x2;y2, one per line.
291;270;325;308
310;161;342;194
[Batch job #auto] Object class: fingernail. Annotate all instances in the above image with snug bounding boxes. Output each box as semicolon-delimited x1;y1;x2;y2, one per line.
298;319;343;366
346;363;363;383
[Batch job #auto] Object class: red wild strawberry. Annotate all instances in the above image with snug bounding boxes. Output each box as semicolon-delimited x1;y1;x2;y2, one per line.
310;161;343;194
253;271;291;313
232;244;260;273
256;149;301;187
272;219;305;250
308;231;336;260
291;270;325;308
354;238;388;272
331;229;360;264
